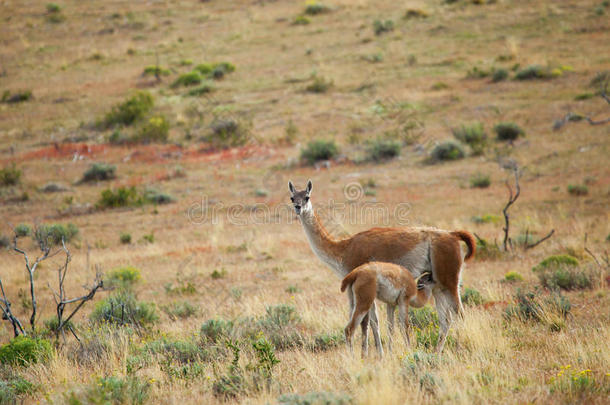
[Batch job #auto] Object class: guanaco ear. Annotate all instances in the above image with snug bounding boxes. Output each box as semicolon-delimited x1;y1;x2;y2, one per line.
306;179;313;195
288;181;296;194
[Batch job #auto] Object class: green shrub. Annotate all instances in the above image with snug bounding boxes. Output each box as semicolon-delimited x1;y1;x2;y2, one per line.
574;92;595;101
567;184;588;196
142;337;206;364
142;65;170;77
211;62;236;79
120;233;131;244
80;163;116;183
46;3;61;13
466;66;490;78
366;138;401;161
304;2;332;15
373;19;394;35
206;118;250;149
305;76;333;93
14;224;31;237
194;63;213;74
200;318;234;343
470;173;491;188
171;71;203;87
492;68;509;82
255;304;304;350
278;391;352;405
515;65;550;80
293;15;311;25
452;122;487;155
0;336;53;366
105;266;141;289
404;8;429;19
300;139;338;164
97;187;142;209
140;233;154;244
0;164;21;186
494;122;524;141
430;141;465;162
34;223;79;246
504;271;524;282
211;268;227;279
1;90;32;103
461;287;484;306
90;290;159;327
135;115;169;143
143;187;174;204
162;301;199;320
471;214;500;224
504;289;571;325
102;91;154;127
71;376;150;405
532;255;594;290
186;83;213;96
0;375;36;404
308;332;345;352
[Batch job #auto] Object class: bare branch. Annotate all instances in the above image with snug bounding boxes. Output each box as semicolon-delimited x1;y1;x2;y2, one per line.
525;229;555;250
502;168;521;251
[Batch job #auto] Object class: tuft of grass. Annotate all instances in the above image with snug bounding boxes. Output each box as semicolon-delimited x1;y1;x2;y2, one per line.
293;15;311;25
533;255;594;290
90;290;159;327
211;268;227;279
0;164;21;186
68;376;150;405
186;83;213;96
0;336;54;366
102;91;154;128
461;287;484;306
567;184;588;196
135;115;170;143
471;214;500;224
492;68;509;82
46;3;61;13
200;319;234;344
504;289;571;330
105;266;141;290
466;66;491;78
171;71;203;88
143;188;174;204
373;19;394;35
494;122;524;141
300;139;339;164
14;224;32;237
97;186;142;209
305;76;333;93
430;141;465;162
574;92;595;100
404;9;429;19
206;118;250;149
475;237;502;260
1;90;32;103
365;138;401;162
308;332;345;352
80;163;116;183
470;173;491;188
120;233;131;244
0;375;36;403
515;65;551;80
304;2;332;15
162;301;199;320
278;391;352;405
452;122;487;155
142;65;170;77
504;271;524;282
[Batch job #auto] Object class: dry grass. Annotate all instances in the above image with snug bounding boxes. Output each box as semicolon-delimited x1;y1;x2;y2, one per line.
0;0;609;403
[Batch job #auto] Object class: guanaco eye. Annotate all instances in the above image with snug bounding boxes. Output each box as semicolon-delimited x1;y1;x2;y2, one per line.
290;197;294;202
304;196;310;202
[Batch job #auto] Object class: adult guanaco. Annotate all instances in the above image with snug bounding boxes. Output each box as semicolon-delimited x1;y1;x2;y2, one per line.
288;180;475;353
341;262;432;355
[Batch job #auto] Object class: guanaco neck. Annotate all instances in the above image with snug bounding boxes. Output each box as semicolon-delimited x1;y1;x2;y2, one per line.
299;209;347;277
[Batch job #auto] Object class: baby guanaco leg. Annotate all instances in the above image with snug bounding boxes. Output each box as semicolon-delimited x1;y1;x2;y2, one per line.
397;299;411;347
386;304;396;353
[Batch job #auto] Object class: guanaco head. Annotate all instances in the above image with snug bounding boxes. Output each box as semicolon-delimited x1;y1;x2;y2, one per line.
288;179;313;216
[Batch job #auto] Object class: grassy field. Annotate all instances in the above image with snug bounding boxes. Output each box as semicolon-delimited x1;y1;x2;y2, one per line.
0;0;609;403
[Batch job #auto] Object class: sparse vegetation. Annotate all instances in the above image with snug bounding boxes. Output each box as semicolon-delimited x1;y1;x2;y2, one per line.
1;90;32;103
90;290;159;327
101;91;154;128
120;233;131;244
34;223;79;245
494;122;525;141
305;76;333;93
365;138;401;161
430;141;465;162
304;2;332;15
135;115;170;143
97;186;142;208
567;184;588;196
461;287;484;306
515;65;551;80
452;122;487;155
532;255;595;290
300;139;339;164
504;271;524;282
0;336;53;366
171;71;203;88
105;266;141;290
80;163;116;183
0;164;21;186
205;118;250;149
470;173;491;188
492;68;509;82
373;19;394;36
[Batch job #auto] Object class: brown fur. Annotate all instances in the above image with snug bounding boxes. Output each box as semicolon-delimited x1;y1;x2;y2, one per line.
341;262;431;355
